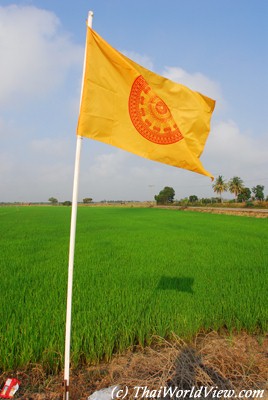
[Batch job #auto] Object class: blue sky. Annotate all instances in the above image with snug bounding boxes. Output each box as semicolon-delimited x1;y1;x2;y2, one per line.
0;0;267;202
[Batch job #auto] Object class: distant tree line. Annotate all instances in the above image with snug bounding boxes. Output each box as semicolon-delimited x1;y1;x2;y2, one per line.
154;178;266;206
48;197;72;206
212;176;265;202
48;177;266;207
48;197;94;206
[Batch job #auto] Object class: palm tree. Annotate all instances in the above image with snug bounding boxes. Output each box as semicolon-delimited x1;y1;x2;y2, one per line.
212;175;228;203
228;176;244;202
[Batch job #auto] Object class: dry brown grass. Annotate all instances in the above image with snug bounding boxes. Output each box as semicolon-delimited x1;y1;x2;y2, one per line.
1;332;267;399
185;208;268;218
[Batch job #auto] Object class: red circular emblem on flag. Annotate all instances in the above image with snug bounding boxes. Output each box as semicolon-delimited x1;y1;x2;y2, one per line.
128;75;183;145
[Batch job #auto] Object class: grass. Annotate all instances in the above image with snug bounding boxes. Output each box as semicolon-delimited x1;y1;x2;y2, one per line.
0;206;267;372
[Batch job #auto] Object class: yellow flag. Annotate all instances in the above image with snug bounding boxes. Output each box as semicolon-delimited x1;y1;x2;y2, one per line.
77;27;215;178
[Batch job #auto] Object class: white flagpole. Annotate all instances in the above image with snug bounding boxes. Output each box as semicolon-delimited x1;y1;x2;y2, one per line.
63;11;93;400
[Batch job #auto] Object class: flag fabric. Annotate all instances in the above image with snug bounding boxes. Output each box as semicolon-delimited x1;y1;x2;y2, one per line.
77;27;215;178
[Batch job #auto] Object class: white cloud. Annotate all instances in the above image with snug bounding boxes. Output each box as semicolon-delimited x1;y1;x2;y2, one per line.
87;151;128;179
0;152;15;176
0;5;83;202
0;5;83;105
30;138;73;158
206;120;268;184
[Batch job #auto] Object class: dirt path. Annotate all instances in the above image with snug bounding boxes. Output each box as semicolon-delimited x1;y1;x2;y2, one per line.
185;206;268;218
155;205;268;218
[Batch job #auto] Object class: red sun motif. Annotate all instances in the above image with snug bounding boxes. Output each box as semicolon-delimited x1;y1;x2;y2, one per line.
128;75;183;145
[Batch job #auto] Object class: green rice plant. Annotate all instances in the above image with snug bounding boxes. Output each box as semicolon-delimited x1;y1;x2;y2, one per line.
0;206;267;371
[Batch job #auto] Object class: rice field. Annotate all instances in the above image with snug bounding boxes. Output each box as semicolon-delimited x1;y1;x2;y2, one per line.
0;206;267;372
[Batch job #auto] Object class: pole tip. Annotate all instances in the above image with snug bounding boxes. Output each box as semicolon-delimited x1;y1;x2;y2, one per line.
87;10;94;27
